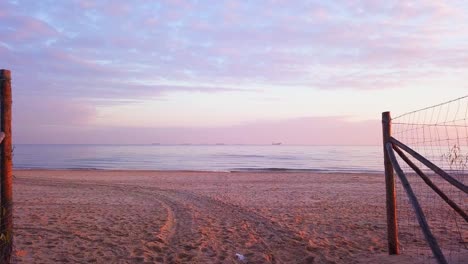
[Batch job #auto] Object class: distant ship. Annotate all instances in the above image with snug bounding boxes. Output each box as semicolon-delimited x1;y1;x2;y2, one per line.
272;142;282;145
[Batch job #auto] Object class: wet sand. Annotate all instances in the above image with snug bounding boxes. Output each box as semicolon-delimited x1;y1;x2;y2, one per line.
13;170;426;263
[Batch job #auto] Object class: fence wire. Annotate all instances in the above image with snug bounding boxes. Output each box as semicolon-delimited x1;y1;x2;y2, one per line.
391;95;468;263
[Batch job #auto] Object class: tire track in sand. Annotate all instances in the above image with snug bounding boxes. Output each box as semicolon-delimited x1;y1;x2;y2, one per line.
132;186;320;263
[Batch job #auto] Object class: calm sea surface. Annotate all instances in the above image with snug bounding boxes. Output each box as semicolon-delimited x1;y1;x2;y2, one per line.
13;144;384;173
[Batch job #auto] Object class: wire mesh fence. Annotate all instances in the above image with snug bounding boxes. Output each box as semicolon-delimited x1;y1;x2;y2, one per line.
388;95;468;263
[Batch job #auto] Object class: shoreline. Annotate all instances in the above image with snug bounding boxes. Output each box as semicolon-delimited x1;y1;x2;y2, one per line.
14;167;384;174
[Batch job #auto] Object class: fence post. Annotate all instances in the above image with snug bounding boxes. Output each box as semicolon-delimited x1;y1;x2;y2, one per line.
382;111;399;255
0;69;13;263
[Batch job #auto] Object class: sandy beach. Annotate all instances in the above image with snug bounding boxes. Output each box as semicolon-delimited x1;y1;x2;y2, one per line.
13;170;432;263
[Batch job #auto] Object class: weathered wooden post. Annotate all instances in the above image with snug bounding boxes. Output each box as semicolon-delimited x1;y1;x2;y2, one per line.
0;69;13;263
382;111;399;255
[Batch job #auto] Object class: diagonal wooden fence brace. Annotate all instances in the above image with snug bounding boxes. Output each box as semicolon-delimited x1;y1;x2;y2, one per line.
390;137;468;194
385;143;447;264
392;145;468;223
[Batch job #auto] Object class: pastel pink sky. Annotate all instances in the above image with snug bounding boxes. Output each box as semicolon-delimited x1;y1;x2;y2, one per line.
2;0;468;144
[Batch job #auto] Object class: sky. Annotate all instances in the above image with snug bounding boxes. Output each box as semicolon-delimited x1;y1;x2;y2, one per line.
1;0;468;145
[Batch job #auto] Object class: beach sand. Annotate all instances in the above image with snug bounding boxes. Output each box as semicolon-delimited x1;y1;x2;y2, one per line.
12;170;437;263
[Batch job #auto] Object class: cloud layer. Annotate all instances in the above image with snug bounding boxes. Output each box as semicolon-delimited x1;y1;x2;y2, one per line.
16;116;380;145
3;0;468;98
2;0;468;144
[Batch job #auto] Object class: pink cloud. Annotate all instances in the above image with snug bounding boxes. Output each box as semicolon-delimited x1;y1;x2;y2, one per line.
104;3;131;16
15;116;381;145
0;15;59;43
76;0;97;9
14;97;96;126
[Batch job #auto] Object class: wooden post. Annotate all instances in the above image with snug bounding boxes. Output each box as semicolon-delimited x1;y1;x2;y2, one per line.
382;111;399;255
0;69;13;263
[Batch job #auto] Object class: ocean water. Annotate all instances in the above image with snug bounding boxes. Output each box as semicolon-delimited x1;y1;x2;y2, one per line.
13;144;384;173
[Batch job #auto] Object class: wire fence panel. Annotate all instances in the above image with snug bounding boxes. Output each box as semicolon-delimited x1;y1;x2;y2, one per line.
390;95;468;263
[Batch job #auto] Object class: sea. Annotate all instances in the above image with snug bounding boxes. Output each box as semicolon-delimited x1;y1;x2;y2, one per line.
13;144;384;173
